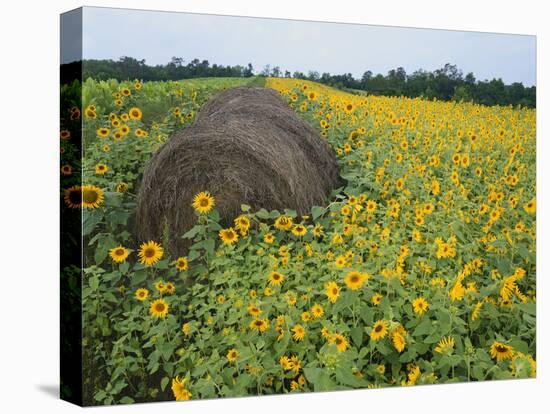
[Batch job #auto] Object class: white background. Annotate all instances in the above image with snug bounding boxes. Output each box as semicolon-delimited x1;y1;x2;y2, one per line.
0;0;547;412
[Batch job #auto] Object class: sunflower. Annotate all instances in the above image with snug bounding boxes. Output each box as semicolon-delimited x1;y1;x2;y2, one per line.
247;304;262;317
70;108;80;120
311;303;324;319
226;348;239;363
109;246;129;263
523;198;536;214
366;200;377;213
279;356;293;370
192;191;215;214
102;144;110;153
325;281;340;303
490;341;514;362
134;288;149;301
370;320;389;341
63;185;82;209
434;336;455;354
412;297;429;315
274;215;293;231
330;333;349;352
234;215;250;235
219;228;239;245
391;327;407;353
291;324;306;341
291;224;307;237
344;103;354;114
175;256;189;271
249;318;269;333
138;240;164;266
84;105;96;119
312;224;324;237
341;205;351;216
268;271;284;287
335;255;346;268
60;130;71;140
115;182;128;193
95;163;108;175
171;376;192;401
154;280;166;293
121;87;131;97
344;271;368;290
128;107;143;121
149;298;169;318
60;165;73;176
96;128;110;138
371;293;383;306
263;233;275;244
81;185;104;209
165;282;175;294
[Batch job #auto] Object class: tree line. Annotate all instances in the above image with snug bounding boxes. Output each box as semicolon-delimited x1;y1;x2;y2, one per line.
74;57;535;108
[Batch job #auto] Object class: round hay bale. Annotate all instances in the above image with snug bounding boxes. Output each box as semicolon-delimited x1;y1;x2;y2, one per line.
136;86;342;253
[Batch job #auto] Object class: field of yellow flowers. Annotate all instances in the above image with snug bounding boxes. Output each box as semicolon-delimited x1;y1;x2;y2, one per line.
62;75;536;405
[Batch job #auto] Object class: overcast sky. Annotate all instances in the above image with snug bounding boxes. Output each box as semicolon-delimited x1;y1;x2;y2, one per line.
72;6;536;85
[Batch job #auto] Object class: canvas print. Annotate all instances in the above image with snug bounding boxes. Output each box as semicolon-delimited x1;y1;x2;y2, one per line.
60;7;536;406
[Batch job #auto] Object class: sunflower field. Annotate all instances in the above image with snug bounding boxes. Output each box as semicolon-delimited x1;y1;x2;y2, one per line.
61;75;536;405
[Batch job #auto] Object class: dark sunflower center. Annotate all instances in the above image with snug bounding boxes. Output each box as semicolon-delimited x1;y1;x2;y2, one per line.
115;249;124;256
200;199;209;207
375;325;383;332
155;303;165;312
144;248;155;258
351;276;359;283
69;190;82;204
335;338;343;345
496;345;507;353
83;190;98;204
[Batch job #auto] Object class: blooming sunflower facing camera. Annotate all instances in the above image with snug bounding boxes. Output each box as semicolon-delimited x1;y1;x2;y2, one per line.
192;191;215;214
138;240;163;266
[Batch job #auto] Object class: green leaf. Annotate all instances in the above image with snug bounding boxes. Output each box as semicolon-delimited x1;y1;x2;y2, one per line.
311;206;325;220
83;210;103;236
182;225;202;239
412;317;433;336
255;209;270;220
119;261;129;274
160;376;170;391
350;327;363;348
119;396;135;404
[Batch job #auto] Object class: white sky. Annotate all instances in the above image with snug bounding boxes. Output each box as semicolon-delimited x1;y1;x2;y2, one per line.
72;6;536;85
